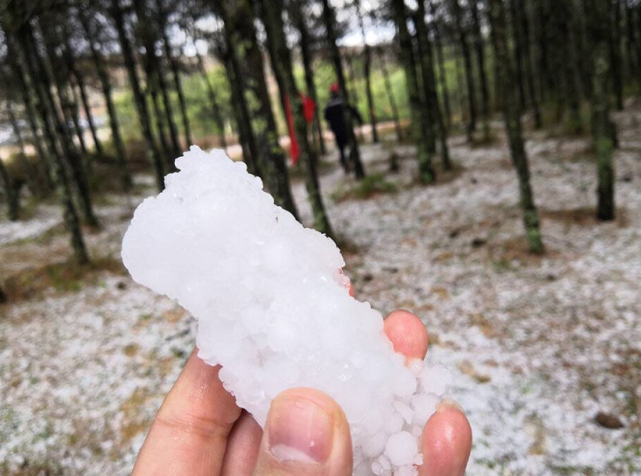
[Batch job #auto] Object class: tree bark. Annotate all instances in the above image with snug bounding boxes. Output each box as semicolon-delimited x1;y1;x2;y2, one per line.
609;0;624;110
508;0;527;111
60;21;104;159
356;0;379;143
488;0;544;254
133;0;181;163
260;0;333;236
375;46;403;142
415;1;451;170
157;0;192;147
390;0;436;184
588;0;616;220
429;0;453;130
5;25;89;263
0;151;19;221
290;1;326;155
194;46;228;150
290;2;326;155
320;0;366;179
516;0;543;128
35;19;99;229
79;6;132;191
470;0;492;139
450;0;478;140
215;0;299;218
110;0;165;191
5;63;54;189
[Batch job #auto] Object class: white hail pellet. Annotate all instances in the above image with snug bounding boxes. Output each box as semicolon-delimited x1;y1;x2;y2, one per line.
121;147;452;475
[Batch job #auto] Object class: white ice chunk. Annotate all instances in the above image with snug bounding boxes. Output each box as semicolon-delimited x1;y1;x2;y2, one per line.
121;147;454;474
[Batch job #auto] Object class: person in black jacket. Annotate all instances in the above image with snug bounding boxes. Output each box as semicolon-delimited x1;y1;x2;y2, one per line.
324;83;363;173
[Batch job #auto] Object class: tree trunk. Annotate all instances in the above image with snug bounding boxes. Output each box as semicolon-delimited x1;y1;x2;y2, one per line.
536;0;552;102
415;1;451;170
320;0;366;179
194;46;228;150
133;0;181;162
216;0;299;218
151;89;173;167
488;0;544;254
470;0;492;140
588;0;616;220
429;1;453;130
260;0;333;236
4;98;41;194
609;0;624;110
450;0;478;141
6;63;54;189
5;26;89;263
376;46;403;142
110;0;165;191
508;0;527;111
516;0;543;128
60;22;104;159
454;43;470;126
0;152;19;221
79;6;132;191
0;283;6;304
391;0;436;184
35;20;99;229
157;0;193;147
356;0;379;143
290;2;326;155
624;0;638;83
291;3;326;155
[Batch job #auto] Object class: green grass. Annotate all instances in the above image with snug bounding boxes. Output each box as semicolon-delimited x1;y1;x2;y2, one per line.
331;173;398;202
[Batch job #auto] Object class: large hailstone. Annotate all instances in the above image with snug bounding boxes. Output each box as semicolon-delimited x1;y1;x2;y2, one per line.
122;147;452;476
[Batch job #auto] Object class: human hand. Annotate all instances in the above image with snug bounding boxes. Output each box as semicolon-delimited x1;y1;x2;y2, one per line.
132;310;472;476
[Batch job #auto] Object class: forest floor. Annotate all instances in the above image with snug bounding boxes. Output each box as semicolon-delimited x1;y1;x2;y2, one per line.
1;105;641;476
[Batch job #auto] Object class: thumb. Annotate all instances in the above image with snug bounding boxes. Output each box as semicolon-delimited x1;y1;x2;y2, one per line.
252;388;353;476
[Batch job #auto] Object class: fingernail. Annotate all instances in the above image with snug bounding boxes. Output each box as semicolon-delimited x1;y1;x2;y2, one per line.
267;396;333;464
437;398;465;414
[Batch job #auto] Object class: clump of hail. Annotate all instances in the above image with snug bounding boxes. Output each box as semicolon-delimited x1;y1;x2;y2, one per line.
122;147;452;476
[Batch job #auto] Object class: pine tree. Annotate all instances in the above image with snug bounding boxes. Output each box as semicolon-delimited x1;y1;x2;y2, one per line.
157;0;192;147
214;0;299;218
260;0;333;236
390;0;436;184
375;45;403;142
415;0;452;170
3;22;89;263
470;0;492;140
429;0;453;130
193;42;228;150
35;19;100;229
588;0;616;220
0;153;19;221
110;0;165;191
133;0;181;163
450;0;478;140
78;4;132;191
355;0;379;143
488;0;544;254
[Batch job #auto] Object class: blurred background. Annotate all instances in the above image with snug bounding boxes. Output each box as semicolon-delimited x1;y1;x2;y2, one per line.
0;0;640;474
